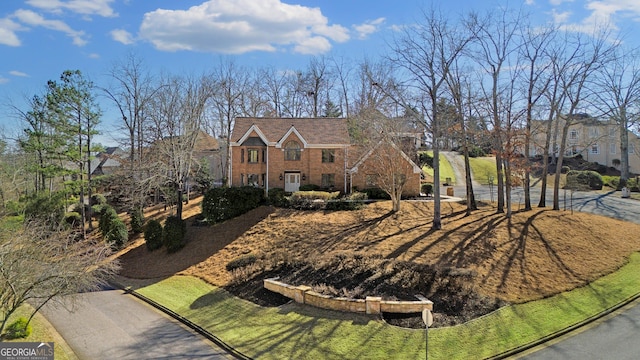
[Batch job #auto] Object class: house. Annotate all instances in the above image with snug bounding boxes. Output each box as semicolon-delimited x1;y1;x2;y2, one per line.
530;114;640;174
91;147;126;176
229;117;424;196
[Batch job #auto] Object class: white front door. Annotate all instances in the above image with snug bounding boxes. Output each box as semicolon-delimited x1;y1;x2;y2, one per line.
284;172;300;192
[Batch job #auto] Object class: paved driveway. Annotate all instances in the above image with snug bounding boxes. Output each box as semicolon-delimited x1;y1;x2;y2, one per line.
41;288;234;360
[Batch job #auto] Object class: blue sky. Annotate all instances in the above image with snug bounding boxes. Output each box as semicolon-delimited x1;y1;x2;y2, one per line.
1;0;640;145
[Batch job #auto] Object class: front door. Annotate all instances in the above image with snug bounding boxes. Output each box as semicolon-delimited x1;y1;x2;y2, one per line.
284;172;300;192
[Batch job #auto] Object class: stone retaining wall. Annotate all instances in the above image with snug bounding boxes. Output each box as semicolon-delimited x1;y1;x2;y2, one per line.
264;278;433;315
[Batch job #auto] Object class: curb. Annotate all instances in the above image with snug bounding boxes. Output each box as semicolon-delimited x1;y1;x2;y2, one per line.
111;281;251;360
487;291;640;359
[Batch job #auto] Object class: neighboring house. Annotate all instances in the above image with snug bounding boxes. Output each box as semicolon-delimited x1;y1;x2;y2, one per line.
530;114;640;174
192;130;225;186
229;117;423;196
91;147;126;176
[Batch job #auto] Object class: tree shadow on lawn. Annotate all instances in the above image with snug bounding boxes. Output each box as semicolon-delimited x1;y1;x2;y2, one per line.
118;206;274;279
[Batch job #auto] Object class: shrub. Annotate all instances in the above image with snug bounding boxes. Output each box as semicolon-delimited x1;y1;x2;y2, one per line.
299;184;321;191
345;191;368;201
468;146;485;158
5;317;32;339
64;212;82;228
288;191;340;210
129;208;145;234
566;170;603;190
144;219;163;251
561;166;571;174
24;191;65;226
421;183;433;196
362;188;391;200
105;218;128;250
267;188;289;207
163;216;187;253
226;254;258;271
98;205;118;235
201;186;264;223
602;175;619;189
90;193;107;206
4;200;24;216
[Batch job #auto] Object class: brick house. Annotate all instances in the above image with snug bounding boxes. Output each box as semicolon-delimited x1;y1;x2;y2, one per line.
229;117;424;196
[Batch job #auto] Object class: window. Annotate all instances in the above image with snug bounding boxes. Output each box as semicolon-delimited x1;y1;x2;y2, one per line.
322;149;335;163
321;173;335;188
248;174;260;187
284;141;301;161
569;129;578;140
248;149;259;163
262;149;266;163
589;127;599;138
240;173;245;186
630;143;635;154
610;143;617;154
590;143;599;154
240;149;245;163
609;127;616;138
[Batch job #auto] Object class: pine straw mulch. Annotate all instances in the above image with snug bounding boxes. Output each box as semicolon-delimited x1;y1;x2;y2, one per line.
116;197;640;327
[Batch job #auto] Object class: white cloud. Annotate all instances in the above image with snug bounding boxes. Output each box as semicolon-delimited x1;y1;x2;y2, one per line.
549;0;574;5
555;0;640;34
110;29;134;44
0;18;23;46
88;53;100;59
0;77;9;84
139;0;350;55
9;70;28;77
13;9;88;46
551;9;572;23
25;0;117;18
353;17;385;40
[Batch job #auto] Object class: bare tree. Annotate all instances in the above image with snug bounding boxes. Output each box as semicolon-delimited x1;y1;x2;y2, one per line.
552;29;617;210
388;6;472;230
102;52;161;210
208;59;251;185
148;75;213;219
352;108;417;212
592;46;640;187
518;23;555;210
0;221;119;336
467;6;525;214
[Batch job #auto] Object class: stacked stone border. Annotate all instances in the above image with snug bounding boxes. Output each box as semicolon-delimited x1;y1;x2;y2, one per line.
264;277;433;315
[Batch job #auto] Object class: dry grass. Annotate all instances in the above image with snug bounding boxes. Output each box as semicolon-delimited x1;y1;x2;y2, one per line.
118;197;640;304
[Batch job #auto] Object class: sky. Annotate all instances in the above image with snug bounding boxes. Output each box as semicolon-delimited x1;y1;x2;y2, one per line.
1;0;640;146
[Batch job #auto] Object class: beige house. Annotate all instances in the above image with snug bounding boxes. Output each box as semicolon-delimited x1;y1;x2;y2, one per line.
530;114;640;174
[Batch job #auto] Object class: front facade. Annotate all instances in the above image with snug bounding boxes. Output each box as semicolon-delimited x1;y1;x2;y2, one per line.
229;117;424;196
530;115;640;174
229;117;350;193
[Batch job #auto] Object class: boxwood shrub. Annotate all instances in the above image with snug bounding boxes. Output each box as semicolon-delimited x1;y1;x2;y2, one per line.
144;219;163;251
164;215;187;253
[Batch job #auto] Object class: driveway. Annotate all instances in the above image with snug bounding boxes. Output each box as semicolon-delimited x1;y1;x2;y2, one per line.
41;287;234;360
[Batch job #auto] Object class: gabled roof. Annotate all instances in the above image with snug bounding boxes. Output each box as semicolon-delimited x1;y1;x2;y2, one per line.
231;117;350;147
349;140;423;174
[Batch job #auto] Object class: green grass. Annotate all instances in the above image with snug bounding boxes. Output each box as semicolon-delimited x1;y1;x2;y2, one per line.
135;252;640;360
469;157;498;185
421;151;456;185
4;304;78;360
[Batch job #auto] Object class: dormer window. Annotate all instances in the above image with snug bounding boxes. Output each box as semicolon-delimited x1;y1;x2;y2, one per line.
284;140;301;161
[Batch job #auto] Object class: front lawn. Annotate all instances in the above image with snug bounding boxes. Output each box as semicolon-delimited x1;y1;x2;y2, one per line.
134;251;640;359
